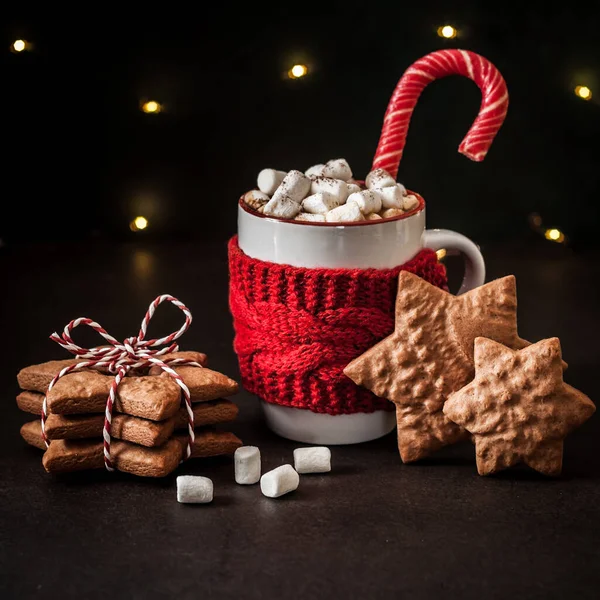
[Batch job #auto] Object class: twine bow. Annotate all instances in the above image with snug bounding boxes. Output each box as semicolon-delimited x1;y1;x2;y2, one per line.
41;295;201;471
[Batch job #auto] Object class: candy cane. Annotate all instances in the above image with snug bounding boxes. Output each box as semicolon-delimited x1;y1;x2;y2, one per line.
372;49;509;179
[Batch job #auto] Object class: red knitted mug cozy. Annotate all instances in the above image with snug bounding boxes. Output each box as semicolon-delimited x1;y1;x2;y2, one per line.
228;236;448;415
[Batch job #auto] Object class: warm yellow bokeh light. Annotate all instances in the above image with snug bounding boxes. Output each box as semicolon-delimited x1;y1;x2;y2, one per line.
142;101;161;114
130;216;149;232
13;39;27;52
574;85;592;100
288;64;308;79
437;25;457;39
134;216;148;230
436;248;447;260
544;228;565;243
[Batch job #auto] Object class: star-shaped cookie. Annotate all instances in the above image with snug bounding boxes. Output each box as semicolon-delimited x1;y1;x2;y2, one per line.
344;271;530;463
444;337;595;476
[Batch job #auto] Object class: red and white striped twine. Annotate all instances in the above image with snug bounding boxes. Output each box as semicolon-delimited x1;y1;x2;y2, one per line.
41;295;200;471
372;49;509;179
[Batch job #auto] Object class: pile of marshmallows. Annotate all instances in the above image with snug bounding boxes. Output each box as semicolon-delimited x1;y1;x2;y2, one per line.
244;158;419;223
176;445;331;504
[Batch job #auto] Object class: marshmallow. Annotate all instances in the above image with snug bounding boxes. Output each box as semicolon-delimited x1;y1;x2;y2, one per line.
310;177;349;205
244;190;270;212
377;185;404;209
381;207;404;219
347;190;382;215
234;446;261;485
366;213;382;220
325;202;363;223
260;465;299;498
305;164;325;178
302;192;340;214
295;213;326;222
263;194;301;219
403;194;420;211
322;158;353;181
273;170;312;203
365;168;396;190
257;169;287;196
176;475;213;504
346;183;361;196
397;182;407;196
293;447;331;474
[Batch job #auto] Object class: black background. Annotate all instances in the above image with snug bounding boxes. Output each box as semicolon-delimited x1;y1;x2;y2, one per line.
2;2;599;247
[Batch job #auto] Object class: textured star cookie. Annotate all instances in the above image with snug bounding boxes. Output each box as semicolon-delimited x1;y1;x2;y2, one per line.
444;337;595;476
344;271;530;463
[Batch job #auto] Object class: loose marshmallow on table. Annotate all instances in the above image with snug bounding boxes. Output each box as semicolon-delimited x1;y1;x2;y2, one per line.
273;170;312;203
262;194;301;219
243;190;270;212
347;190;382;215
310;176;349;205
293;447;331;474
305;164;325;178
346;183;361;196
257;169;287;196
260;465;300;498
302;192;340;214
365;168;397;190
234;446;261;485
295;213;326;222
322;158;353;181
325;201;363;222
177;475;213;504
403;194;420;211
377;185;404;209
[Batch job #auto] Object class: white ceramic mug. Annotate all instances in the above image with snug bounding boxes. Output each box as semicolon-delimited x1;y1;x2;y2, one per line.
237;193;485;445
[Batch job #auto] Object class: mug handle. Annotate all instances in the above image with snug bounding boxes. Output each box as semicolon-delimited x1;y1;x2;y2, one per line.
422;229;486;295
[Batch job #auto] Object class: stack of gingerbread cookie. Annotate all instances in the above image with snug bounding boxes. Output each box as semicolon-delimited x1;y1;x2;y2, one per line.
17;351;243;477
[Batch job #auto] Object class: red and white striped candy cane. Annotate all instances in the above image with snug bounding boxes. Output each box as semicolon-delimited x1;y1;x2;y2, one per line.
372;49;509;179
41;295;201;471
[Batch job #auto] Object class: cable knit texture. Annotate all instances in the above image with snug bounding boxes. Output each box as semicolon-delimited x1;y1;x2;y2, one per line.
228;236;448;415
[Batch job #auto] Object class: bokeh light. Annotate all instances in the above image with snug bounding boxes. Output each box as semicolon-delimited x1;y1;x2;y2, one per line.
130;216;149;231
141;101;162;114
437;25;457;39
544;228;565;243
288;64;308;79
574;85;592;100
12;40;28;52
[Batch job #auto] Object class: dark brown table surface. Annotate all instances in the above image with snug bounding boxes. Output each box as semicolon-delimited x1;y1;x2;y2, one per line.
1;238;599;599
